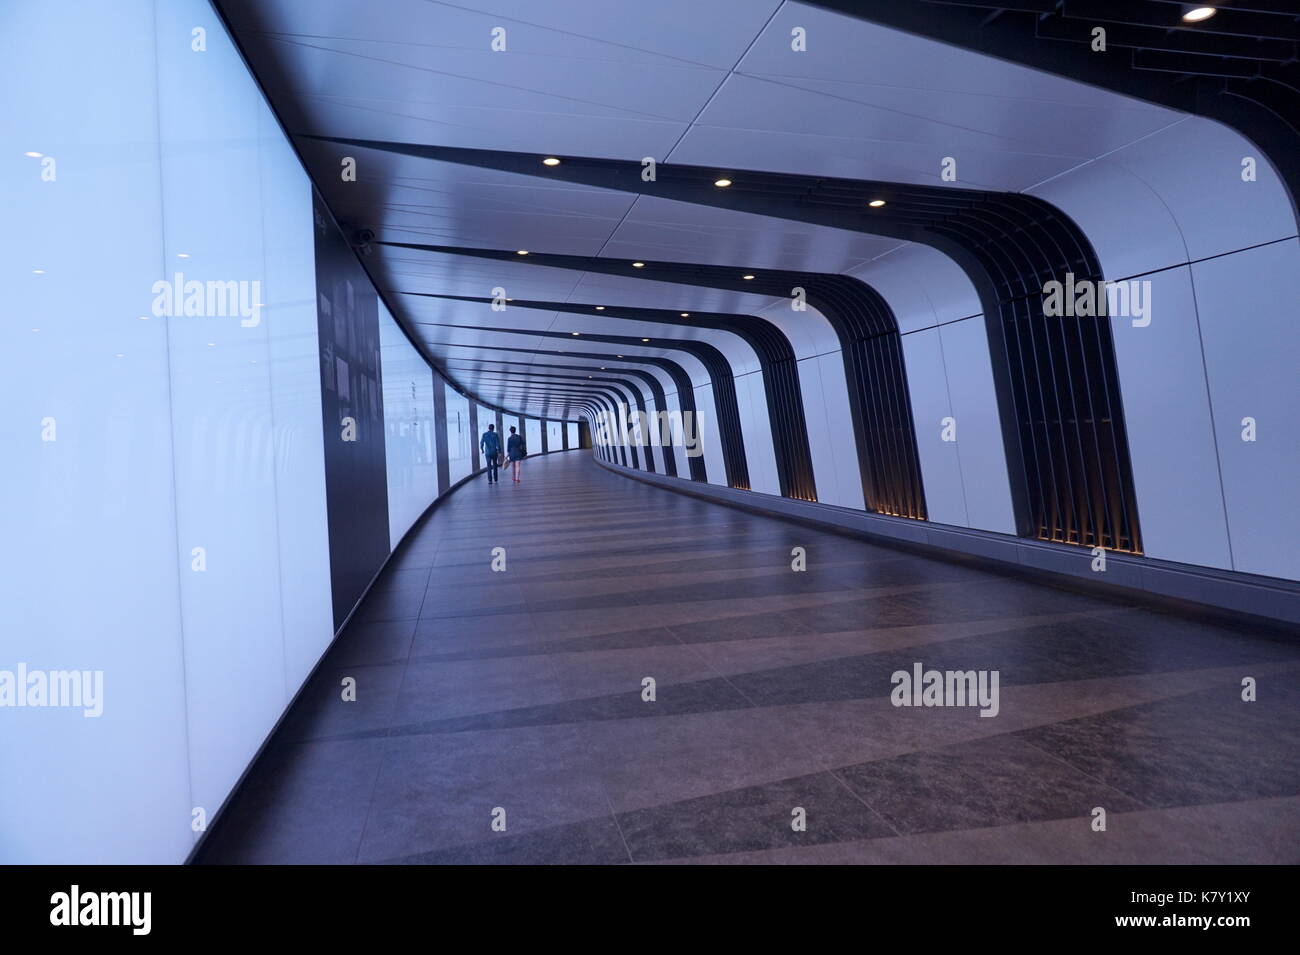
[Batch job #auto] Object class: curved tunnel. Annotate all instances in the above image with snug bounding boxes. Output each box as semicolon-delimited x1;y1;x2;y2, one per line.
6;0;1300;871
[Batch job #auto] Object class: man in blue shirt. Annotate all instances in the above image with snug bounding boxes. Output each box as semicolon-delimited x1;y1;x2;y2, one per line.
480;423;502;484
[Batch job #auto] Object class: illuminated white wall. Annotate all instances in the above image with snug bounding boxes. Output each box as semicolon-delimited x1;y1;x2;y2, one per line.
1030;116;1300;579
567;422;579;449
381;309;436;548
547;420;563;452
0;0;331;864
525;418;543;456
444;384;472;483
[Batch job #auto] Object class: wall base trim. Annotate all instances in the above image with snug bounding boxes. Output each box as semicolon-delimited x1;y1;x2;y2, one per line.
596;457;1300;629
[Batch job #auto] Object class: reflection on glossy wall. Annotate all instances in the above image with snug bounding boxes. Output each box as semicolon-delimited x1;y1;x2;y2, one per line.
0;0;332;863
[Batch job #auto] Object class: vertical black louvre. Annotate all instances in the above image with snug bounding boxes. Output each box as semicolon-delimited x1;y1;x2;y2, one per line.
931;197;1142;553
806;278;926;520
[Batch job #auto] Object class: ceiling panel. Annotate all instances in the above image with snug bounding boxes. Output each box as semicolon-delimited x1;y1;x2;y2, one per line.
606;195;902;272
214;0;1197;416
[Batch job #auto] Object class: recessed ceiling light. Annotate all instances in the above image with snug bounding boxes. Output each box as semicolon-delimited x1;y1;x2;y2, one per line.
31;328;39;332
632;262;645;268
32;269;44;274
742;274;755;280
138;315;149;320
542;157;561;166
641;337;650;342
600;366;605;370
114;353;124;358
869;199;887;208
680;312;689;317
24;151;42;158
516;250;528;255
1182;6;1216;21
177;253;189;259
207;342;216;347
572;331;580;336
595;305;605;310
714;178;732;188
617;355;623;358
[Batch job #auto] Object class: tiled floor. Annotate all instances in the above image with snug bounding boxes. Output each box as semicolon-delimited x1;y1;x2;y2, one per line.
196;452;1300;864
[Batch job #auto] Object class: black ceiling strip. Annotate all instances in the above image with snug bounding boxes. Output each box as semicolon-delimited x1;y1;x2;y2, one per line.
1036;16;1293;61
402;290;812;499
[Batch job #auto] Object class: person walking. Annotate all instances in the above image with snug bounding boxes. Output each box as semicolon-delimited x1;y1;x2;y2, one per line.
480;423;502;484
506;425;526;484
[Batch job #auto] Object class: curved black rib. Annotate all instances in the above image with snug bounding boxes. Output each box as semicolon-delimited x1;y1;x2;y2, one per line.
433;341;681;472
324;136;1140;550
461;368;658;472
419;334;706;481
409;317;746;488
406;291;814;499
391;251;924;518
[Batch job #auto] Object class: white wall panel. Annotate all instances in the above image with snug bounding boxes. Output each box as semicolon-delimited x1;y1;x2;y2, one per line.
795;352;862;509
901;330;967;527
753;299;839;358
261;105;335;697
852;244;981;333
796;356;835;504
1107;267;1231;569
445;385;472;483
0;0;340;863
1192;239;1300;580
937;318;1016;535
567;422;579;449
525;418;543;459
1098;118;1297;264
1028;155;1187;282
818;352;867;510
0;0;194;865
659;390;692;477
156;0;295;836
692;384;727;486
734;370;781;494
